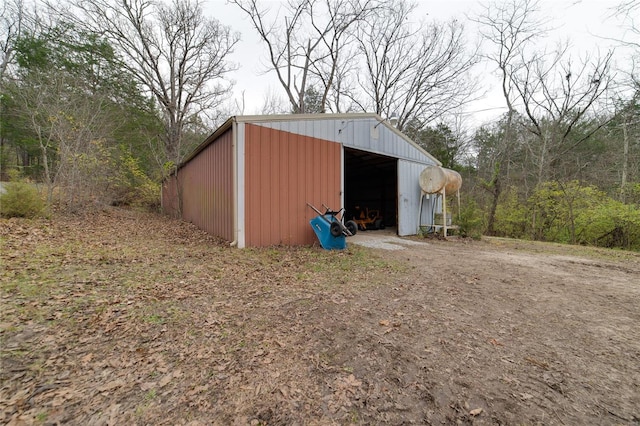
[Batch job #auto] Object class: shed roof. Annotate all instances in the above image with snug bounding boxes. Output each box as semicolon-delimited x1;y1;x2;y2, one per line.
181;113;440;169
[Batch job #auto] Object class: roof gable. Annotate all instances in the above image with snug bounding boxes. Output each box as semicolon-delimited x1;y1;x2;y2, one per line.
181;113;441;169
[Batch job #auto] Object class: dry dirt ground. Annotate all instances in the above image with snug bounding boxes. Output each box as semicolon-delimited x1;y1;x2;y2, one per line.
1;209;639;425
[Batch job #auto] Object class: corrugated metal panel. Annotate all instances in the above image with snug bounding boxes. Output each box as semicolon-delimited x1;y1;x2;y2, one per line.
398;160;436;236
257;116;436;165
244;124;341;247
179;129;234;241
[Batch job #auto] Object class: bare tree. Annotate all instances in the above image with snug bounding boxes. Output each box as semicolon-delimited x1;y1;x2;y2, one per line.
321;43;361;112
607;1;640;201
230;0;379;114
259;88;289;115
9;69;115;205
614;0;640;42
72;0;239;169
0;0;27;180
613;0;640;88
355;0;479;132
0;0;27;82
514;49;614;185
471;0;546;234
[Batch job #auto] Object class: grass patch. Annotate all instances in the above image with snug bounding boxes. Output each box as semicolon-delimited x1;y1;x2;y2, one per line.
35;412;48;423
144;389;157;401
144;314;165;325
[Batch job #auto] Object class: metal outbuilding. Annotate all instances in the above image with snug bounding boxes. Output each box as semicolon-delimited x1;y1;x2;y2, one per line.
161;113;441;248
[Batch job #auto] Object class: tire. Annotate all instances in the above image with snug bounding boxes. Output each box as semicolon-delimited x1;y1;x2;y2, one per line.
330;221;342;237
345;220;358;236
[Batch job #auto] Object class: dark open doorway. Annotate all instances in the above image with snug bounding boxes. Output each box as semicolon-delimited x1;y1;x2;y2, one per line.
344;148;397;230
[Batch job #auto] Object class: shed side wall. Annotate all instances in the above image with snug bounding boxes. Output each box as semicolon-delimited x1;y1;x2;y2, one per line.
245;124;341;247
179;128;234;241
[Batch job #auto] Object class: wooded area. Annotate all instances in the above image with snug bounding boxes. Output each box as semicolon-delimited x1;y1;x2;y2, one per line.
1;0;639;250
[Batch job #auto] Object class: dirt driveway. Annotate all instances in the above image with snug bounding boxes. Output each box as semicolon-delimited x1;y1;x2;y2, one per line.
345;232;640;424
1;212;639;425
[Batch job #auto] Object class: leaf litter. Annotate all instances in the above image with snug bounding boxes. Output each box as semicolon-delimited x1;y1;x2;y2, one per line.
1;208;639;425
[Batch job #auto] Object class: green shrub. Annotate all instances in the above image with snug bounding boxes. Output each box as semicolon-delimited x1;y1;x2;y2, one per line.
625;182;640;205
109;147;160;209
457;198;484;239
494;187;529;239
575;199;640;250
0;177;46;218
491;180;640;250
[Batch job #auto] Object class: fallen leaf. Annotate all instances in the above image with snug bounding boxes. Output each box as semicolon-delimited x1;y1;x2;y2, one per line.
279;387;289;398
470;407;483;416
187;384;210;396
98;379;125;392
140;382;156;391
345;374;362;387
158;373;174;388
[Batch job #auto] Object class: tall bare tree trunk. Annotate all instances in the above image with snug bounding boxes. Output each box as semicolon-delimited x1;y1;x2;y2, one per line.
620;114;629;203
484;163;502;236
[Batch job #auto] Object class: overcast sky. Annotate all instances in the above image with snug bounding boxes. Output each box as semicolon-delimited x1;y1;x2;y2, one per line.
206;0;632;127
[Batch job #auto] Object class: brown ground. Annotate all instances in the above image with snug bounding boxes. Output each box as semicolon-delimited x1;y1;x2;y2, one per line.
1;209;639;425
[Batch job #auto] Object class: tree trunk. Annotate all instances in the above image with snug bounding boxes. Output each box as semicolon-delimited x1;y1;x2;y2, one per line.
620;114;629;203
484;164;502;236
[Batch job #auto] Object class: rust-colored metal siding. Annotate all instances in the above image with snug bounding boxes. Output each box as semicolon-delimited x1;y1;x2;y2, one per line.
244;124;341;247
173;129;234;241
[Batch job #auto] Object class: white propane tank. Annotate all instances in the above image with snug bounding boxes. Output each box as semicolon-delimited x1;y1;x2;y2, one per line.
419;166;462;194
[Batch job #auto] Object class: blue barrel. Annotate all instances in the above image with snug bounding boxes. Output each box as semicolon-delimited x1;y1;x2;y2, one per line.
310;215;346;250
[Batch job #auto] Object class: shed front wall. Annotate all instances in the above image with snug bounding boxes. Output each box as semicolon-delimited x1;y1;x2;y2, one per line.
177;129;234;241
244;124;341;247
398;159;436;236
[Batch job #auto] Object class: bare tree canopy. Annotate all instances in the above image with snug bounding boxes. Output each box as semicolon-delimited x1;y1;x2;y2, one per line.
616;0;640;17
515;49;614;182
0;0;27;82
232;0;478;127
611;0;640;90
473;0;546;114
471;0;617;234
72;0;240;168
355;1;479;131
230;0;379;114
